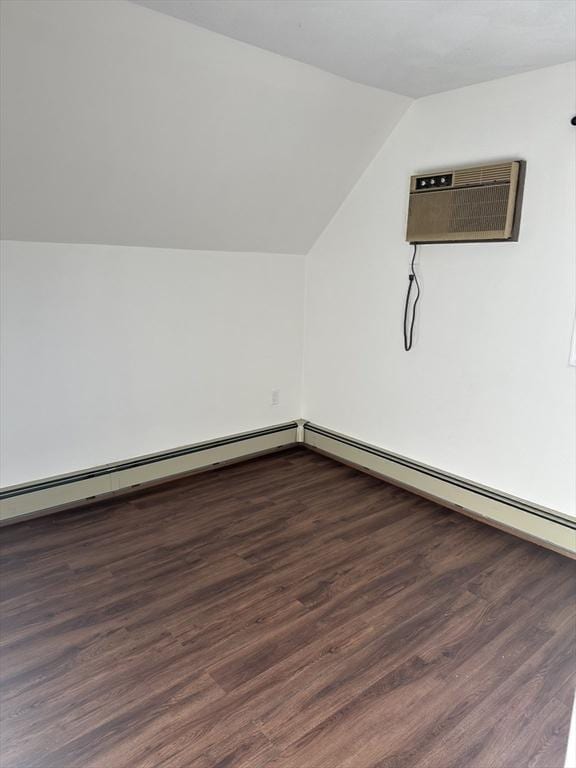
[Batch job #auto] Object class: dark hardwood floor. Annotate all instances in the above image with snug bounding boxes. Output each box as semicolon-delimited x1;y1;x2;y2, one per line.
0;447;574;768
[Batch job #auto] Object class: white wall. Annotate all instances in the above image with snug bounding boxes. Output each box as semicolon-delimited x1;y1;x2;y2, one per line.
1;1;573;521
0;0;409;255
303;62;576;516
0;241;304;486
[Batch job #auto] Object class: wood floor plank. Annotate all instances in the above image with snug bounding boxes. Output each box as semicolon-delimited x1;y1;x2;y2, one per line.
0;447;574;768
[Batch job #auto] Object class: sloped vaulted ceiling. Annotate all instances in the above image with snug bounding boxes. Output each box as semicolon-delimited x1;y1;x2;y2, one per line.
0;0;411;254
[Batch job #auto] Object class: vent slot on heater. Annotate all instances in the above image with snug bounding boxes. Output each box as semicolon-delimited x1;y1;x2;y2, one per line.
406;161;525;243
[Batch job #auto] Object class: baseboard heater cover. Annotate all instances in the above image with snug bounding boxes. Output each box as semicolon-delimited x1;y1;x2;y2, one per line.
0;422;299;523
2;419;574;556
303;422;576;557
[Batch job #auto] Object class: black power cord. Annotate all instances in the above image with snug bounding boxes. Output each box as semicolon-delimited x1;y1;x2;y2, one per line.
403;243;421;351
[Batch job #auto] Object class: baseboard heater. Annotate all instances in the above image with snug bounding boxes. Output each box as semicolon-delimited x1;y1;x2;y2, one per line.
2;419;574;558
0;422;299;524
303;422;576;557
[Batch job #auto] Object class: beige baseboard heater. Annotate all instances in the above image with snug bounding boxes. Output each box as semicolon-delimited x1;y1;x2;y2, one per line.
302;422;576;558
0;422;299;524
1;419;574;558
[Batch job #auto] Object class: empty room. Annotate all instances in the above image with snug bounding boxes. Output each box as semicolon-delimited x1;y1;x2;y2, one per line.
1;0;575;766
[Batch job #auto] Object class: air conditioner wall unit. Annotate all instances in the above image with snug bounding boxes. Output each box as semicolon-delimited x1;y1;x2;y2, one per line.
406;160;526;244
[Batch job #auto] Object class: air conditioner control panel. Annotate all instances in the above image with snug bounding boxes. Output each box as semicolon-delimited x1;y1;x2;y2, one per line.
415;173;453;190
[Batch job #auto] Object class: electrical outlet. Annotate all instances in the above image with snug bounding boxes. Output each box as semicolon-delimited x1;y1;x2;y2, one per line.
271;388;280;406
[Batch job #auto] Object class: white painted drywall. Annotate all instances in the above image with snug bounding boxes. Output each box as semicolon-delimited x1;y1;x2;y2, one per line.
0;0;409;255
303;62;576;516
0;241;304;486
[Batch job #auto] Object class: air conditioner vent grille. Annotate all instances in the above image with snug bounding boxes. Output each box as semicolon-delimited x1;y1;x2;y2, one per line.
453;163;514;187
450;184;510;232
407;184;511;240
